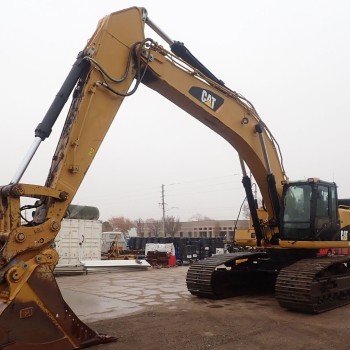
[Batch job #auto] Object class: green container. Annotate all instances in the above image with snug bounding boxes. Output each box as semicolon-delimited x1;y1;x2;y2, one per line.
65;205;100;220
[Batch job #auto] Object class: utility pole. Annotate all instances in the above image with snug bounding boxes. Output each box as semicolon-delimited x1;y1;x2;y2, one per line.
160;184;166;237
159;184;178;237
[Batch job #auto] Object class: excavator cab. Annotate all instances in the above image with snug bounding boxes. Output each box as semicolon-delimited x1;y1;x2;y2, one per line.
281;178;339;241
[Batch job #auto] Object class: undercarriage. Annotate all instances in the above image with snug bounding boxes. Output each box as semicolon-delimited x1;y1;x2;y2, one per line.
186;251;350;313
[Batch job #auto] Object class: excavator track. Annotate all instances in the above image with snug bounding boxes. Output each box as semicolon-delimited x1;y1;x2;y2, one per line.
186;251;270;299
276;255;350;313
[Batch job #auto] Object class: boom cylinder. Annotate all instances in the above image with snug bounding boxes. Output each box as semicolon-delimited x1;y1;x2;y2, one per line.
145;11;224;86
11;52;89;184
11;137;42;184
146;16;174;46
170;41;225;86
255;124;280;221
240;158;263;246
35;52;89;141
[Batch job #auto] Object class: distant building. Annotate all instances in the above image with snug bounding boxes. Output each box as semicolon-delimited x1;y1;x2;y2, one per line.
139;219;249;240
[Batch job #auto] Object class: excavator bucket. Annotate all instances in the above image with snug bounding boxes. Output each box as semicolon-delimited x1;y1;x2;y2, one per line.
0;264;117;349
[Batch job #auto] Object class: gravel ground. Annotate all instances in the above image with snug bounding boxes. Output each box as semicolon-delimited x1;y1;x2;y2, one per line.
57;266;350;350
87;292;350;350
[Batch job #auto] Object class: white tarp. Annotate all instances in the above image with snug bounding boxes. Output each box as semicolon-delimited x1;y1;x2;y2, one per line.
145;243;175;256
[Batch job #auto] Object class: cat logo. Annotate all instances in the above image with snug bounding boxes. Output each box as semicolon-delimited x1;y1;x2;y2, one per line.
341;230;348;241
189;87;224;112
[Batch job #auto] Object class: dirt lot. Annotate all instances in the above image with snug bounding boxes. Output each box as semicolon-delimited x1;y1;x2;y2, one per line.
58;266;350;350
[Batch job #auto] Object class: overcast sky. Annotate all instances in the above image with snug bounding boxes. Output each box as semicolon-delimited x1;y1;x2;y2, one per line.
1;0;349;223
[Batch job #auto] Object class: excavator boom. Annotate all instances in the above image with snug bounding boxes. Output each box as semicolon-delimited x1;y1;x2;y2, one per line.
1;5;349;349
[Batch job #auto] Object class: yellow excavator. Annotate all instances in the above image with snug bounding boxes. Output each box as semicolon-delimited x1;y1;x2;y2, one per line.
1;6;350;349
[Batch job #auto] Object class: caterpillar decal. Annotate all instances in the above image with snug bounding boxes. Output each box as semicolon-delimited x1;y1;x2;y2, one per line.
189;86;224;111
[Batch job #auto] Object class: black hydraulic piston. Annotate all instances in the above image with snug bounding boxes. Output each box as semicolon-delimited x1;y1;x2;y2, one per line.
35;52;90;141
267;173;280;222
255;124;280;223
170;41;225;86
242;175;263;246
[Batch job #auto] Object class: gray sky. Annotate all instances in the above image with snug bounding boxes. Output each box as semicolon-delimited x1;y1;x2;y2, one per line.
1;0;349;222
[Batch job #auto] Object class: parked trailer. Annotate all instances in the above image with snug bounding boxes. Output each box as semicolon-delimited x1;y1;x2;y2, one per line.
101;231;127;255
55;218;102;267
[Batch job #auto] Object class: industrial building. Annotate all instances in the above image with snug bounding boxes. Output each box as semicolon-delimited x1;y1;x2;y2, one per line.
141;219;249;240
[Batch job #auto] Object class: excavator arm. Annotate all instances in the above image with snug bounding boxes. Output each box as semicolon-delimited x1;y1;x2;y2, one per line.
0;7;148;349
3;5;347;348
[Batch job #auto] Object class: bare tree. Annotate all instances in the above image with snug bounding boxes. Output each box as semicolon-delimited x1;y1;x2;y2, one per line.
188;213;211;221
242;202;251;220
108;216;135;233
212;221;220;238
146;218;162;237
241;198;262;220
134;218;145;237
164;216;181;237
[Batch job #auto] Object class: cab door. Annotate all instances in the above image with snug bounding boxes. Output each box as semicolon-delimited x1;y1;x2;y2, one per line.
313;184;339;240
